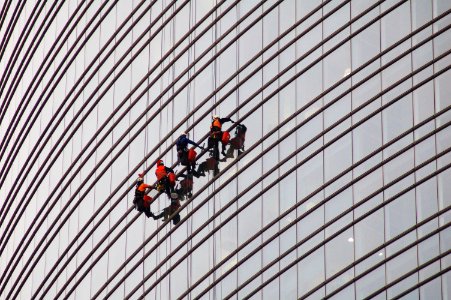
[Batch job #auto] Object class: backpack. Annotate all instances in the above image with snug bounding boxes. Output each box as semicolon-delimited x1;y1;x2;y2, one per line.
143;195;153;208
221;131;230;145
168;172;176;186
187;148;197;163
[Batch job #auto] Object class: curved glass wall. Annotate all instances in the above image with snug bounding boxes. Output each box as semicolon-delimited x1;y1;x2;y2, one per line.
0;0;450;299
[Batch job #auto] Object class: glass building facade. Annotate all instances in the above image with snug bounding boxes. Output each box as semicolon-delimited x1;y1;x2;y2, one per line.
0;0;450;299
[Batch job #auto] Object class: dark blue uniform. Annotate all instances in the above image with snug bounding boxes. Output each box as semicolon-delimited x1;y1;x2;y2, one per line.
176;135;201;151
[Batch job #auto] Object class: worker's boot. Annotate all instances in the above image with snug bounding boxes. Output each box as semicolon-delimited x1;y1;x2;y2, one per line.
147;211;155;219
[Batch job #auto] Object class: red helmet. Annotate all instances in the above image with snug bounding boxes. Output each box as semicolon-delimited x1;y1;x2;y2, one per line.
157;160;164;166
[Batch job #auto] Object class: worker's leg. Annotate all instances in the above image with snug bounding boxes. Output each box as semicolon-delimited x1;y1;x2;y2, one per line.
172;213;181;225
144;207;153;218
135;197;145;212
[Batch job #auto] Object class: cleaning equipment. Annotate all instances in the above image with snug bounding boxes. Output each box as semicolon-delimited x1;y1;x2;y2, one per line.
168;172;176;187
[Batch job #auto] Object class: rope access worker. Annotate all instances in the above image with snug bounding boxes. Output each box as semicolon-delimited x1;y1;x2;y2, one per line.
134;173;154;218
209;115;234;159
176;132;204;174
155;160;177;199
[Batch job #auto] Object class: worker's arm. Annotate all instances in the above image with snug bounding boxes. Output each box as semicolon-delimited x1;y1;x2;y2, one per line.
187;138;202;148
143;183;154;194
220;117;234;124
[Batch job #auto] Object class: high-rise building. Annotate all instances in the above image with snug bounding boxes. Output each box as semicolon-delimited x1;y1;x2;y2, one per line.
0;1;450;299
